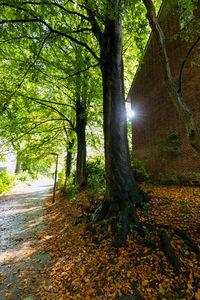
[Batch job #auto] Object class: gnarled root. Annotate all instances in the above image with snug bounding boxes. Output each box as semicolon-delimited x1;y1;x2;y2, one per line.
84;192;199;274
159;230;181;274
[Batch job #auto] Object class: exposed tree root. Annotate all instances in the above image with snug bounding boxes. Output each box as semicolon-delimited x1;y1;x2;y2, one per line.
174;228;200;256
159;230;181;274
82;208;199;274
135;186;152;207
155;224;200;256
91;194;146;248
75;190;199;275
110;206;145;248
144;222;200;273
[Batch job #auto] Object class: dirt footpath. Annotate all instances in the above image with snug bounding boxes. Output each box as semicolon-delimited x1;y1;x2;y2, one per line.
0;182;53;300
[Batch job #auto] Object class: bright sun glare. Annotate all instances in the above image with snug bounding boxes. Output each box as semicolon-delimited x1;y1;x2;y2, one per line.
126;103;135;119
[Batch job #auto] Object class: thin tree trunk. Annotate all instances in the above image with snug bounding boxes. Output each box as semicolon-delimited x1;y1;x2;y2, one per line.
15;154;21;174
143;0;200;153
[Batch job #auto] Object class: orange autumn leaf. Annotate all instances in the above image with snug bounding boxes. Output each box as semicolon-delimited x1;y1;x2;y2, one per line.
195;289;200;300
86;288;96;295
141;280;148;286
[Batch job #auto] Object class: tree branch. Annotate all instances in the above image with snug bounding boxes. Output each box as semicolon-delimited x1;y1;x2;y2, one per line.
55;31;99;61
70;28;92;34
22;1;90;21
6;33;50;107
58;63;99;80
10;118;66;143
0;3;100;61
87;10;102;42
24;126;64;134
18;93;76;110
0;36;40;45
25;68;76;101
32;99;76;131
63;125;68;138
26;130;62;151
142;0;200;153
0;19;39;25
178;35;200;95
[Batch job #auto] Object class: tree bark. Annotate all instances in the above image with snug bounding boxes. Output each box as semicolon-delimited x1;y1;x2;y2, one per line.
15;154;21;174
93;9;147;245
64;139;74;190
76;95;87;187
142;0;200;153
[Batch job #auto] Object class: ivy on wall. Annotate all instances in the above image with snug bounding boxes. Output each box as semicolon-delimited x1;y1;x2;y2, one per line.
157;131;182;155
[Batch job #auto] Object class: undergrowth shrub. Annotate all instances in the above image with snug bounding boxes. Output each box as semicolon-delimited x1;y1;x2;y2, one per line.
17;171;32;182
0;170;16;193
181;172;200;186
158;172;180;185
57;168;79;203
57;168;66;190
156;172;200;186
59;156;149;203
130;157;150;182
28;172;39;180
86;158;105;202
66;184;80;204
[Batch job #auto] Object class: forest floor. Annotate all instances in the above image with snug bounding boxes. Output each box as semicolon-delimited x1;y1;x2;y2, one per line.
0;183;200;299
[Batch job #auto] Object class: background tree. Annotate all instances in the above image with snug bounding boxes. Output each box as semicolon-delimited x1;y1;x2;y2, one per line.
0;13;103;186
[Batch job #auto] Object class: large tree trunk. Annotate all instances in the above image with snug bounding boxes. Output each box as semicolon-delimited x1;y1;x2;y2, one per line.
64;139;74;190
94;12;147;245
76;96;87;187
143;0;200;153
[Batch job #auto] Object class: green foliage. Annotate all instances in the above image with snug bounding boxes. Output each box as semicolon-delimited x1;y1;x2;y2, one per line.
57;168;68;191
0;3;103;180
159;172;180;185
182;172;200;186
159;145;182;154
87;158;105;180
66;184;80;204
155;171;200;186
85;158;105;202
178;0;197;27
56;178;64;190
0;170;15;193
17;171;31;182
157;131;182;155
172;0;200;42
165;131;180;140
30;164;52;178
56;168;79;203
123;0;162;93
130;157;150;182
0;0;192;199
57;168;66;184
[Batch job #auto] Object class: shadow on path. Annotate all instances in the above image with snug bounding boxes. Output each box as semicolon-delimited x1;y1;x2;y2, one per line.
0;183;53;300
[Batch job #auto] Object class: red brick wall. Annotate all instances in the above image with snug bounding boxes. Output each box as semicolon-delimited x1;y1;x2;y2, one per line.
127;0;200;182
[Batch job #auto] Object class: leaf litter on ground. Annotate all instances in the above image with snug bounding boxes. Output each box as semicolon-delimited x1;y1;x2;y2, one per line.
32;184;200;299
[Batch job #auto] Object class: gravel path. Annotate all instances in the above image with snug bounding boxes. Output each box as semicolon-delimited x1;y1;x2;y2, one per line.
0;181;53;300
